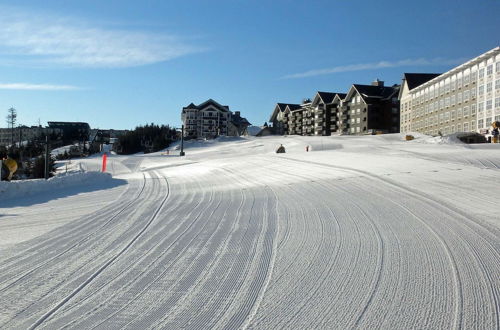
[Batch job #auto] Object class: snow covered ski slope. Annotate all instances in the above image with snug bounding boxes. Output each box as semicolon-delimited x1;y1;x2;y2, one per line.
1;134;499;329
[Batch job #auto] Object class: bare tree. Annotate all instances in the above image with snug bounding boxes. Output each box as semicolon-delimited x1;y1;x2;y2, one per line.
6;107;17;146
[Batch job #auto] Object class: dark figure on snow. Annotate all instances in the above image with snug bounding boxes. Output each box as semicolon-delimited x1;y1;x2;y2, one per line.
276;144;286;153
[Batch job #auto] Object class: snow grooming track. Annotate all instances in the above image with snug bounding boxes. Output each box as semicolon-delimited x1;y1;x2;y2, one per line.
218;167;280;330
96;174;222;329
27;171;170;330
277;155;500;329
0;174;147;294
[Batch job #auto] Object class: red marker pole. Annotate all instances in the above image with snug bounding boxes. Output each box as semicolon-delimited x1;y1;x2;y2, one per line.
102;153;107;172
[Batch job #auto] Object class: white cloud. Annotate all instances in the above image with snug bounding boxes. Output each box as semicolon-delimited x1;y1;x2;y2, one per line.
0;83;81;91
0;6;202;68
283;57;467;79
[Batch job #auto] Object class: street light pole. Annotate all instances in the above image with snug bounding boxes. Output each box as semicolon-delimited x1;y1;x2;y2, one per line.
44;135;50;180
180;125;185;156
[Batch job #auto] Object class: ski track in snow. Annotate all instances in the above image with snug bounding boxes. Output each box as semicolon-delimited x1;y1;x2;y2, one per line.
0;135;499;329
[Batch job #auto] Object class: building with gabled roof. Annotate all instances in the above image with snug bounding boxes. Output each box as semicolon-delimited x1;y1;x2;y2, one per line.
311;91;345;135
340;80;400;135
181;99;250;139
269;103;298;135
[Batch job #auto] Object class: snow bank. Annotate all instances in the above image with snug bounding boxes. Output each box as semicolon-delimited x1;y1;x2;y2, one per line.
415;133;465;145
0;172;114;201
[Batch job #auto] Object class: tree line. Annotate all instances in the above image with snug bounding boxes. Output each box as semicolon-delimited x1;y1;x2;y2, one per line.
117;124;178;154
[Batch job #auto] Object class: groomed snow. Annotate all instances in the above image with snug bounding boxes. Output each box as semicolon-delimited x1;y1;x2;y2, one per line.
0;134;499;329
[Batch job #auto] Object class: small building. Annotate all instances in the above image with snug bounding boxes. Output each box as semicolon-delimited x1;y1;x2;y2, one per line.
47;121;90;144
228;111;251;136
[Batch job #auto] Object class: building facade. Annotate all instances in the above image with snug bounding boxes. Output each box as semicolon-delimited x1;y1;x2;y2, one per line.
310;92;337;136
401;47;500;136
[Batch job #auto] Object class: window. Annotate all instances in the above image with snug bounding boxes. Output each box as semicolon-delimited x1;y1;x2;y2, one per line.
487;64;493;76
479;68;485;77
486;117;492;125
457;123;462;132
457;92;462;104
478;119;484;128
451;80;456;91
463;74;470;85
463;122;469;131
451;125;455;133
487;82;492;93
451;110;456;120
496;62;500;73
495;97;500;108
471;121;476;130
463;90;469;101
457;108;463;118
463;106;469;117
496;79;500;89
486;100;492;110
471;104;476;115
471;88;476;98
471;71;477;81
445;111;450;121
478;85;484;96
478;102;484;112
445;97;450;107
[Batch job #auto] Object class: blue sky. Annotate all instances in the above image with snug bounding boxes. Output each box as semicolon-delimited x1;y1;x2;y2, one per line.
0;0;498;129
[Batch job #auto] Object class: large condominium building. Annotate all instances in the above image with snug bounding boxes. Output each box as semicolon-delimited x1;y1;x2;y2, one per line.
272;81;400;136
339;80;400;135
182;99;231;139
181;99;250;139
400;47;500;135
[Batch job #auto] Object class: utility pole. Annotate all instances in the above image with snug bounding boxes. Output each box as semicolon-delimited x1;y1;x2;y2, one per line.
180;125;185;156
45;135;49;180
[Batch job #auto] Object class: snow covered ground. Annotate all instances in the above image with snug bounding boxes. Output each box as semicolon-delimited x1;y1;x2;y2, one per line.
0;134;499;329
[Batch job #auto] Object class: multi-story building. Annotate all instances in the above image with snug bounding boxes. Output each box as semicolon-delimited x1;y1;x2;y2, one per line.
0;126;63;147
182;99;250;139
399;73;441;133
182;99;231;139
341;80;400;135
401;47;500;136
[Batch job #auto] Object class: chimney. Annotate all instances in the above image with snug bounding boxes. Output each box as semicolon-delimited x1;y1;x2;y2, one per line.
235;111;240;117
372;79;384;87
